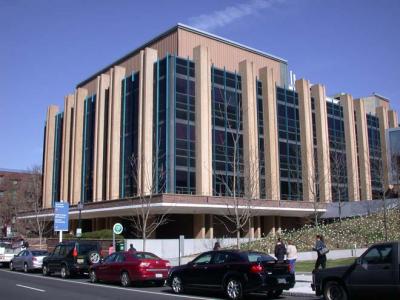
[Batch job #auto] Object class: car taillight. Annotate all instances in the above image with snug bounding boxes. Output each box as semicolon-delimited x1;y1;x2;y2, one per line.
165;262;171;267
32;257;37;261
139;262;150;268
288;264;292;273
250;264;264;273
73;246;78;257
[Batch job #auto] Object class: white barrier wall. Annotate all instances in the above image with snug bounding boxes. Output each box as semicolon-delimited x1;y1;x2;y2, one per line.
124;238;368;266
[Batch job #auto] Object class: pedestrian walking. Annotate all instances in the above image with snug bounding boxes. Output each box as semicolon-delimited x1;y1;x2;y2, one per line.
274;238;286;261
108;243;115;255
213;241;221;251
286;240;297;274
128;243;137;253
313;234;328;270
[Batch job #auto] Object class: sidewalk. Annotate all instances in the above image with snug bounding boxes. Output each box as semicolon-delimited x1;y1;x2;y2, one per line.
283;273;315;297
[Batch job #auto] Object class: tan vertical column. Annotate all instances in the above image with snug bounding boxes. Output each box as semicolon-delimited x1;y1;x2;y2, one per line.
106;66;126;200
259;67;280;200
311;84;332;202
42;105;59;208
275;216;282;235
206;215;214;238
194;45;213;196
193;214;206;239
296;79;315;202
71;88;88;204
254;216;261;239
93;74;110;201
141;48;157;195
388;110;398;128
340;94;360;201
60;94;74;202
376;106;390;189
262;216;276;237
239;60;260;199
354;100;372;200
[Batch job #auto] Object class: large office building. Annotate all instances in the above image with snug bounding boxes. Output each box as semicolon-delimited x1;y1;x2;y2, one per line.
39;24;399;238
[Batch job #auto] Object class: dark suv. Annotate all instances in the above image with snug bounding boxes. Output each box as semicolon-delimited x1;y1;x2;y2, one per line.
42;241;101;278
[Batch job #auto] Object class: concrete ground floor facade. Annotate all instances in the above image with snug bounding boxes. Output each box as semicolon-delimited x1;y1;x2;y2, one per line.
19;194;325;239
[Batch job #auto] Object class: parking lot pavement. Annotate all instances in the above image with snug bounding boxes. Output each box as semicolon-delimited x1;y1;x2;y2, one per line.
0;268;321;300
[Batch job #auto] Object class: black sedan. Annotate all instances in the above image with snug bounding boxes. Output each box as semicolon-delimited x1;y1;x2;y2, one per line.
167;250;295;300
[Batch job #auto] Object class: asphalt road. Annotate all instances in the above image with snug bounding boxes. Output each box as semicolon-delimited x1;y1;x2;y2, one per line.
0;268;320;300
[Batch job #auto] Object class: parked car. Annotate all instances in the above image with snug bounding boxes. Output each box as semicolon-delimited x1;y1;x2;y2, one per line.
167;250;295;300
10;249;48;272
0;240;22;267
89;251;171;287
42;241;101;278
312;241;400;300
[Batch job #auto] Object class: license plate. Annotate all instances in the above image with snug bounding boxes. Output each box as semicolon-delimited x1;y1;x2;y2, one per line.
277;278;286;284
155;273;163;278
77;258;84;264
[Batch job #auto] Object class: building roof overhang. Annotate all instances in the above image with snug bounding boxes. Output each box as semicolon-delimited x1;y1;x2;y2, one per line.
18;194;326;221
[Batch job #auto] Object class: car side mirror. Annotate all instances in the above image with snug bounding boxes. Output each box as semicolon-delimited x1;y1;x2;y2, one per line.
356;258;362;265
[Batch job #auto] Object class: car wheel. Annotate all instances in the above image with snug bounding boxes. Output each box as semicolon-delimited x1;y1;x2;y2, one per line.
42;264;49;276
60;265;70;279
225;278;243;300
87;251;101;264
23;263;29;273
171;276;184;294
89;270;98;283
9;261;14;271
120;271;131;287
324;281;348;300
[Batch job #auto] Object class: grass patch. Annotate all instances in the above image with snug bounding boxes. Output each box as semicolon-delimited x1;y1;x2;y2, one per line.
295;257;356;273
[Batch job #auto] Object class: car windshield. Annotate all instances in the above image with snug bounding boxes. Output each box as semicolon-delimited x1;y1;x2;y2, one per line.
246;252;275;263
32;251;48;256
134;252;159;259
77;244;98;255
0;242;12;249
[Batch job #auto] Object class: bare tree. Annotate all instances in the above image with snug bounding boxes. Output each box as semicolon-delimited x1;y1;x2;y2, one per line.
125;148;168;251
329;146;348;222
307;152;331;227
212;86;256;249
18;166;51;247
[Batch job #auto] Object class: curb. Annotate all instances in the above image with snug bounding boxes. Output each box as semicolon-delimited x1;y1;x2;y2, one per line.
283;291;316;298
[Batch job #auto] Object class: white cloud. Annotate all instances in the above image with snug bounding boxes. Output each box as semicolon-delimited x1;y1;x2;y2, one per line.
188;0;285;31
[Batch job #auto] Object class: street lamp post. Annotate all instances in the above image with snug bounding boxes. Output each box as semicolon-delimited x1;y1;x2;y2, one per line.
77;202;84;239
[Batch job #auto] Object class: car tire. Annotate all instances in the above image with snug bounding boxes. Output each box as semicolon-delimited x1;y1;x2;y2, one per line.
324;281;348;300
171;275;184;294
87;251;101;264
42;264;49;276
89;270;98;283
23;263;29;273
120;271;131;287
60;265;70;279
9;261;14;271
225;277;243;300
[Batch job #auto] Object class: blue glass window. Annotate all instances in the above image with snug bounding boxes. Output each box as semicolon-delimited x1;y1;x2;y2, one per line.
81;95;96;203
52;112;63;205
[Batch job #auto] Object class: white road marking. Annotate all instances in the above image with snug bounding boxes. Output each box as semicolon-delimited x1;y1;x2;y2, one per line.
16;284;45;292
0;270;216;300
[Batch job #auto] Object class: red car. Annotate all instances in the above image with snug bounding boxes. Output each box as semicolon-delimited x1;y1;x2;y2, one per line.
89;251;171;287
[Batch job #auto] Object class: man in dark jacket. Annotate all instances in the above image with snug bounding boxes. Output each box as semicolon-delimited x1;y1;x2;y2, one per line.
274;238;286;261
313;235;327;270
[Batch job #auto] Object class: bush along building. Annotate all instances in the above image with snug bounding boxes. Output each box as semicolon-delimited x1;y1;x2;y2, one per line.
37;24;398;239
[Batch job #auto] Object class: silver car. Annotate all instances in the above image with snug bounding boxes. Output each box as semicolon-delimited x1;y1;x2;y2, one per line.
10;249;48;272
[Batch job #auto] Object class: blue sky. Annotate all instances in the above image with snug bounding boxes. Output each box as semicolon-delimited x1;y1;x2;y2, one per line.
0;0;399;170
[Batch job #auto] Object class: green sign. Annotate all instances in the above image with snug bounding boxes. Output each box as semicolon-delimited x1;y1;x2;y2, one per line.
113;223;123;235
